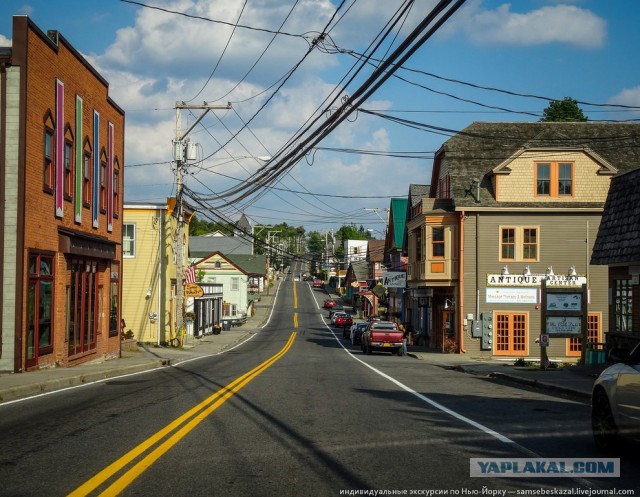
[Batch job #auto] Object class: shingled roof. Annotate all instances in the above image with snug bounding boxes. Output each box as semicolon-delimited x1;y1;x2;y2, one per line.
591;167;640;266
437;122;640;209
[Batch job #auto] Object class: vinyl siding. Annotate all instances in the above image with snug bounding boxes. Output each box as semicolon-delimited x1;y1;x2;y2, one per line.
461;211;608;359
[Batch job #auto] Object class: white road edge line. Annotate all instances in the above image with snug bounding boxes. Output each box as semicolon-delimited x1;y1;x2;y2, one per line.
321;315;514;444
317;306;600;488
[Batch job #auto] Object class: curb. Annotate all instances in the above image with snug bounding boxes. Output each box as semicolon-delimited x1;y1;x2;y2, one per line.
488;371;591;400
0;361;166;404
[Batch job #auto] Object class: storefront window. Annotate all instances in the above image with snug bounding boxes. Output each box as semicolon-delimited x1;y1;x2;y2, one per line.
68;259;98;356
110;264;119;337
26;253;54;366
614;279;633;332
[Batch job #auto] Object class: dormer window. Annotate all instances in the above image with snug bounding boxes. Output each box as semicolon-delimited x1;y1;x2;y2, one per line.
536;162;573;197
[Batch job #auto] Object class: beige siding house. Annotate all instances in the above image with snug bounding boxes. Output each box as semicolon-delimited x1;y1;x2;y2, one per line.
122;199;193;344
192;252;268;325
406;122;640;361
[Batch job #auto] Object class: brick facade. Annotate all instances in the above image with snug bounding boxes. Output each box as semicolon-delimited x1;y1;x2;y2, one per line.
0;16;124;372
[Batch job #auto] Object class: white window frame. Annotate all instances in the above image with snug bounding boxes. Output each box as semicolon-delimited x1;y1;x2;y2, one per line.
123;223;136;258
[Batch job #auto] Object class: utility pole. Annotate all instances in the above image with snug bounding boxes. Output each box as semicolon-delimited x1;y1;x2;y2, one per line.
174;101;230;344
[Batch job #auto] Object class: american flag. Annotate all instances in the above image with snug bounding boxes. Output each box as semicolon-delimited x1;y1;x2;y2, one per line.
184;263;196;284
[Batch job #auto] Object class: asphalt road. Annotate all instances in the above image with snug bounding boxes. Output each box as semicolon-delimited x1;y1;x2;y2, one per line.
0;266;638;496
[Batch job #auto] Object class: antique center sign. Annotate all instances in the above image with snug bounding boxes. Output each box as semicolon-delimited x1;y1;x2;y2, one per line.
382;271;406;288
486;274;587;287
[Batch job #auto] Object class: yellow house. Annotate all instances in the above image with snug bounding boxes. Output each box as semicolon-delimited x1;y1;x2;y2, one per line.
122;199;194;344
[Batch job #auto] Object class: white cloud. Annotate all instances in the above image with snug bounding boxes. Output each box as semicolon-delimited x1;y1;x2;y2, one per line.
447;1;606;48
0;34;11;46
86;0;437;215
609;86;640;109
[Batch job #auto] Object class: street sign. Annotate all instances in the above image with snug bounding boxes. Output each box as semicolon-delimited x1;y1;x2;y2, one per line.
372;283;386;298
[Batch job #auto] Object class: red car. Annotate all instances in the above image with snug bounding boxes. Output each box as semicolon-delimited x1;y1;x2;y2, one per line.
335;314;353;332
313;279;324;288
323;299;337;309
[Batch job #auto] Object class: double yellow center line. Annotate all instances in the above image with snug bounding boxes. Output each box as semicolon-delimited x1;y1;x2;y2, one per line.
69;332;297;497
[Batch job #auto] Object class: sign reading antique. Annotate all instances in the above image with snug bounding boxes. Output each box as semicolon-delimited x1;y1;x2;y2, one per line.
184;283;204;298
382;271;406;288
546;316;582;335
487;274;587;287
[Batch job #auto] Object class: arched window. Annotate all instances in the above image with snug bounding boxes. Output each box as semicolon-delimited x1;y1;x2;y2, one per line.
43;111;55;192
64;124;74;201
82;138;92;208
99;149;108;213
113;157;120;218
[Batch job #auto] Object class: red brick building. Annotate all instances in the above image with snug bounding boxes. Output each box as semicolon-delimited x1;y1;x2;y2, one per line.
0;16;124;372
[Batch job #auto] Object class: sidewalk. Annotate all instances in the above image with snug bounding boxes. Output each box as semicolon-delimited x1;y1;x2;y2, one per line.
1;283;603;405
0;290;276;405
405;345;603;400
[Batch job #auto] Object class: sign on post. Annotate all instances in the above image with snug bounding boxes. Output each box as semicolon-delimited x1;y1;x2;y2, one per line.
540;280;588;368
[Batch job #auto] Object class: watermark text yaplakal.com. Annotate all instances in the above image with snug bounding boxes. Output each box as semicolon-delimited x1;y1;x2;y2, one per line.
470;458;620;478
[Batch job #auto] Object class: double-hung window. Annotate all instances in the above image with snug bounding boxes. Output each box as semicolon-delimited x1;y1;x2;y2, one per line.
123;223;135;257
44;128;55;192
536;162;574;197
500;226;539;262
431;227;445;258
82;149;91;208
64;139;73;200
100;154;107;213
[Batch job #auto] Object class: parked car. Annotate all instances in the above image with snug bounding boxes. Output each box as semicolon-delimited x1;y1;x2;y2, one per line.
328;305;345;320
361;321;403;355
336;315;354;336
331;311;347;326
350;322;368;345
591;343;640;450
323;299;337;309
313;279;324;288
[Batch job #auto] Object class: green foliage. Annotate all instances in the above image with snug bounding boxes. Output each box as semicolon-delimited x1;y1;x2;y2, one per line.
306;231;325;257
253;222;305;257
189;215;233;236
333;224;370;260
540;97;587;122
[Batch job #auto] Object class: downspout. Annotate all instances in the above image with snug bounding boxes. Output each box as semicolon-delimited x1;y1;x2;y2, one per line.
459;211;466;353
157;208;163;346
0;62;6;364
476;211;480;336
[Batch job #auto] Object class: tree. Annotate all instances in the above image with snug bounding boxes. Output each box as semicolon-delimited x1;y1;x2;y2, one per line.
333;224;370;260
188;215;232;236
540;97;587;122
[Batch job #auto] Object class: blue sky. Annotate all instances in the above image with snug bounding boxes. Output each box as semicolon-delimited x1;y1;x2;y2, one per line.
2;1;639;234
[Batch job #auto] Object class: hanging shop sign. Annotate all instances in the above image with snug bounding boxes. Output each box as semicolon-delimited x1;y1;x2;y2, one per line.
382;271;406;288
184;283;204;298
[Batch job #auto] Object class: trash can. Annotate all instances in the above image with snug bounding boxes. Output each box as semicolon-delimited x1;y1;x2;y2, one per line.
222;320;232;331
